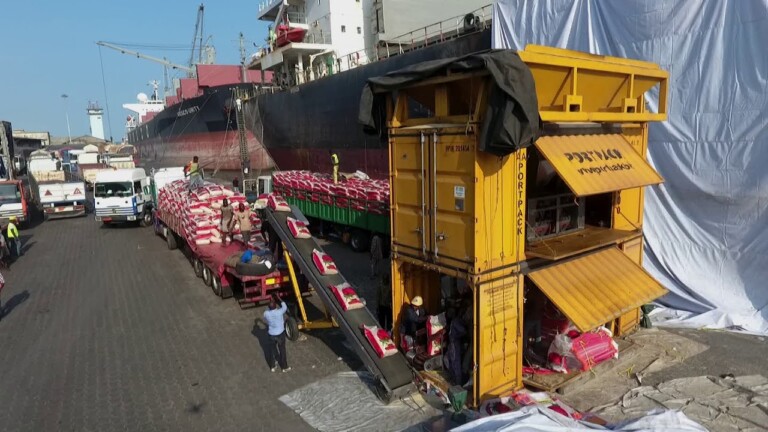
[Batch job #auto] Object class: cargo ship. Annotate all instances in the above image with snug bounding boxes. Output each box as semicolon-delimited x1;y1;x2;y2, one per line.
124;2;493;179
123;66;274;174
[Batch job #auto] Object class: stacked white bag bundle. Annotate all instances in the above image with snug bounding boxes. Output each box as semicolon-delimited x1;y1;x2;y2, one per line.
156;179;262;247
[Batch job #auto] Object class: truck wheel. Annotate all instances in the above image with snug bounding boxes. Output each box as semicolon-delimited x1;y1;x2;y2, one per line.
350;230;370;252
285;316;300;341
193;259;203;278
166;233;177;250
140;211;153;227
212;276;223;297
202;267;213;287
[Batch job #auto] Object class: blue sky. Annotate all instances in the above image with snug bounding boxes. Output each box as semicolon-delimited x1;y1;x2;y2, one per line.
0;1;270;141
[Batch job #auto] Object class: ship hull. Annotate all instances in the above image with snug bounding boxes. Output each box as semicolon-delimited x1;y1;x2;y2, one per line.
129;30;491;179
136;130;273;173
245;29;492;179
128;83;273;173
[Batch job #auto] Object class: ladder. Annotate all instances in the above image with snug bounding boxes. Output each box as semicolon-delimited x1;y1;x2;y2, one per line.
235;90;250;181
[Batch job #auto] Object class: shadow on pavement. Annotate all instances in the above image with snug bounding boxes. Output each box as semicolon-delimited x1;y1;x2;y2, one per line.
185;401;206;415
1;290;30;319
21;239;35;255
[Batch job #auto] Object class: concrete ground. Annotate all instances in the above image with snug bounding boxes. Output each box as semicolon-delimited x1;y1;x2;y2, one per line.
1;210;766;431
0;214;363;432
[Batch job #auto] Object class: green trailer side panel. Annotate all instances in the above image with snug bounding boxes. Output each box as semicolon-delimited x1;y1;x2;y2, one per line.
283;193;390;236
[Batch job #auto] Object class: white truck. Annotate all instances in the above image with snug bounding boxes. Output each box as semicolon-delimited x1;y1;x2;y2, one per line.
28;152;87;220
104;153;135;169
94;168;152;226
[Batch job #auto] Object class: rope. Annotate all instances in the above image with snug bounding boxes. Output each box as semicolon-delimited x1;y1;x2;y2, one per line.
98;46;114;141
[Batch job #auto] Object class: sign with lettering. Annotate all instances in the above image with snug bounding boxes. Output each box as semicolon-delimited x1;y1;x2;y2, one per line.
535;134;663;196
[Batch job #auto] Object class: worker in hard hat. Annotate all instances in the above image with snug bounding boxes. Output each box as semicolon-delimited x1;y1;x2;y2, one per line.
329;150;340;184
399;296;428;352
6;217;21;258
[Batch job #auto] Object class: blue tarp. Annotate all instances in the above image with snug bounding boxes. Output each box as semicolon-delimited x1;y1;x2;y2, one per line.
493;0;768;334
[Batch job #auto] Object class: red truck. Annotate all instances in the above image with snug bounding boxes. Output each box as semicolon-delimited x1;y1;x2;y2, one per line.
152;207;295;306
0;180;30;226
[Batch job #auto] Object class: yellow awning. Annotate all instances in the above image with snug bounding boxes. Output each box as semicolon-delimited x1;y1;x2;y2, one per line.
528;247;668;332
535;134;663;196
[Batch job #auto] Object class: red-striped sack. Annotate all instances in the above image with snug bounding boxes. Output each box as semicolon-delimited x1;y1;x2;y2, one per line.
330;282;365;311
287;217;311;239
362;325;397;358
312;249;338;275
268;194;290;212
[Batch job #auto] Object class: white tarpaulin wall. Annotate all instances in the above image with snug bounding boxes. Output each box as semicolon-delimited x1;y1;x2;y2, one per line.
493;0;768;334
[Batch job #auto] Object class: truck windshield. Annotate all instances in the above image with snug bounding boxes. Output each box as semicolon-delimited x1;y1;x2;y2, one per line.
95;182;133;198
0;184;21;205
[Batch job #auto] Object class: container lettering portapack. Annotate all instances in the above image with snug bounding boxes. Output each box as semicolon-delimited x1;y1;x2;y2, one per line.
364;46;671;405
157;179;262;246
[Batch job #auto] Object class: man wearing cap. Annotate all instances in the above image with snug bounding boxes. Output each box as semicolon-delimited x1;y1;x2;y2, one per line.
399;296;428;351
6;217;20;258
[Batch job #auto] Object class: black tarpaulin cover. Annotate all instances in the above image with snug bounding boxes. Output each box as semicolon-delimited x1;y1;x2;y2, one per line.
358;50;541;156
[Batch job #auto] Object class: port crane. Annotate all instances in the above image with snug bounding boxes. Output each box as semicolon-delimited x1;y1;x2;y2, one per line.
95;41;195;74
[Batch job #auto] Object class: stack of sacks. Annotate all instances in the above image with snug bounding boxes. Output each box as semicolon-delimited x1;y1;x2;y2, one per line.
157;179;262;247
272;170;389;214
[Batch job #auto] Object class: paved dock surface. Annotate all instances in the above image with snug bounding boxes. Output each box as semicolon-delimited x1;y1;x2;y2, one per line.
0;215;363;431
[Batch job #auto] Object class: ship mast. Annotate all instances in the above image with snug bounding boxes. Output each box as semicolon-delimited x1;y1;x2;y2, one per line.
239;33;247;83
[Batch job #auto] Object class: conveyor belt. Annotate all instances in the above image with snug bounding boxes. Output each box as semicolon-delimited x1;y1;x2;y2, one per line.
265;207;414;401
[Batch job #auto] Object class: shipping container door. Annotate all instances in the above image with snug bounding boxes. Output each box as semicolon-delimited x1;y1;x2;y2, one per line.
429;130;475;270
390;131;430;259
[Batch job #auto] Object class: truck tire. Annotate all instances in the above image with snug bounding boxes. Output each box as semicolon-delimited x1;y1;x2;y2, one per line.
193;259;204;278
140;211;153;227
212;276;223;297
285;316;300;341
166;233;177;250
350;230;370;252
202;266;213;287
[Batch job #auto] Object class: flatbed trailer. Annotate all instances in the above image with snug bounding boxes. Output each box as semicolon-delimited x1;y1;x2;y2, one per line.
152;207;294;305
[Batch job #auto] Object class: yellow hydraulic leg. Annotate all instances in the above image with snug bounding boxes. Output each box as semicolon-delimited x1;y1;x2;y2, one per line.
283;245;337;331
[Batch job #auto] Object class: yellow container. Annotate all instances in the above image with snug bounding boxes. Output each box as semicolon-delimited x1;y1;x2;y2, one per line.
379;45;670;404
389;126;527;277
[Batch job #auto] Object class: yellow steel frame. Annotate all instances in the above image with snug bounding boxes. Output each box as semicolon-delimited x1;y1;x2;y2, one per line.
384;45;669;405
519;45;668;122
283;247;337;331
383;45;669;127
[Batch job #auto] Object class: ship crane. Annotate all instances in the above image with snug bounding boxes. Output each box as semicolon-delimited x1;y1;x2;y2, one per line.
95;41;195;75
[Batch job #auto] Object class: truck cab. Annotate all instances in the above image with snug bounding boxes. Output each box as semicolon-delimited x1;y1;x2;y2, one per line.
94;168;151;226
0;180;28;226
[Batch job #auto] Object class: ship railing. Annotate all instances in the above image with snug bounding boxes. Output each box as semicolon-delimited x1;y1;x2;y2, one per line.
336;3;493;71
296;3;493;83
284;10;307;24
252;3;493;88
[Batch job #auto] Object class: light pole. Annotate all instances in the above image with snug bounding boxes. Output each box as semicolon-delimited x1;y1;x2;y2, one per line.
61;94;72;144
